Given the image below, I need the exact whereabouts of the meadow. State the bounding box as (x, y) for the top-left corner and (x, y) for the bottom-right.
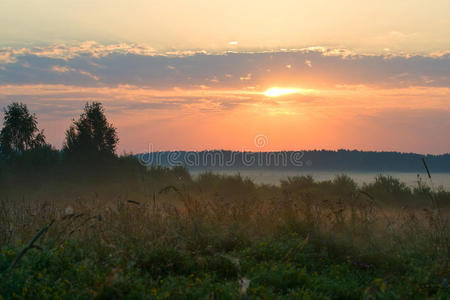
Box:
(0, 157), (449, 299)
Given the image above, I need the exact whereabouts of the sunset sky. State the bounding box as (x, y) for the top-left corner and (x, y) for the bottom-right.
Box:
(0, 1), (449, 154)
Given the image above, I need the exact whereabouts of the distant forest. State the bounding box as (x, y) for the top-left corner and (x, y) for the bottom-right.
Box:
(137, 150), (450, 172)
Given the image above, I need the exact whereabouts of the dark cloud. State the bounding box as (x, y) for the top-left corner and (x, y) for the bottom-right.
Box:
(0, 45), (449, 88)
(0, 44), (448, 154)
(0, 89), (253, 119)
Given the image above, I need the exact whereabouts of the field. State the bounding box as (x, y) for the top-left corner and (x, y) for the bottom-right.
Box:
(0, 160), (449, 299)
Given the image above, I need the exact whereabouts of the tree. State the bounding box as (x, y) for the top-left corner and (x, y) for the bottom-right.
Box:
(63, 102), (118, 158)
(0, 102), (47, 155)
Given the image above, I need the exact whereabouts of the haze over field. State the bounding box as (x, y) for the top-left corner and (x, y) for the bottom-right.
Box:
(1, 2), (450, 299)
(0, 0), (449, 154)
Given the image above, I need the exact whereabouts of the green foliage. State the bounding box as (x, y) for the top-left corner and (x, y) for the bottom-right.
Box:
(0, 102), (47, 155)
(196, 172), (257, 205)
(0, 103), (59, 187)
(15, 145), (59, 168)
(63, 102), (118, 160)
(136, 246), (196, 278)
(332, 174), (358, 199)
(1, 235), (447, 299)
(363, 174), (413, 204)
(145, 165), (192, 191)
(281, 175), (315, 191)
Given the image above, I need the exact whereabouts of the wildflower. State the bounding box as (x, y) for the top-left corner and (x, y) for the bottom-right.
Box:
(373, 278), (383, 284)
(239, 277), (251, 297)
(373, 278), (387, 292)
(65, 206), (74, 216)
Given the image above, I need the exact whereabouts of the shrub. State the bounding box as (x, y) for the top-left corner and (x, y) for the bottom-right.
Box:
(362, 175), (412, 204)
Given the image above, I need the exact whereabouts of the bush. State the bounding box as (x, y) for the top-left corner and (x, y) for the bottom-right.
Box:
(331, 174), (358, 200)
(362, 175), (412, 204)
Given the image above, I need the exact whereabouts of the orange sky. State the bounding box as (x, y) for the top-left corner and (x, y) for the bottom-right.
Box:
(1, 82), (448, 154)
(0, 0), (449, 154)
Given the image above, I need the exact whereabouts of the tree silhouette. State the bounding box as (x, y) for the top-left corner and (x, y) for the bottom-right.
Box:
(0, 102), (47, 155)
(63, 102), (118, 159)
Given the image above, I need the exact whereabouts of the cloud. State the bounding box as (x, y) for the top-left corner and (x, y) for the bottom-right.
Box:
(0, 43), (448, 89)
(78, 70), (99, 81)
(0, 50), (17, 64)
(0, 41), (157, 64)
(51, 65), (98, 80)
(0, 84), (257, 115)
(0, 82), (448, 154)
(0, 42), (449, 153)
(239, 73), (252, 81)
(52, 65), (74, 73)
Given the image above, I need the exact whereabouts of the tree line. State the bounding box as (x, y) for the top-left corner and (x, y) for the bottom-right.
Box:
(0, 102), (138, 187)
(0, 102), (118, 159)
(1, 101), (449, 176)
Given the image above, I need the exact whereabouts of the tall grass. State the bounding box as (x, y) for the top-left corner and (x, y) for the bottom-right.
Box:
(0, 164), (448, 298)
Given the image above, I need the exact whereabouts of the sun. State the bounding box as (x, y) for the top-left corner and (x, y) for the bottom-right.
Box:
(263, 87), (303, 97)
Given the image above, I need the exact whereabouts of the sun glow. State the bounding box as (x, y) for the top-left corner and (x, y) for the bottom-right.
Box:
(264, 87), (303, 97)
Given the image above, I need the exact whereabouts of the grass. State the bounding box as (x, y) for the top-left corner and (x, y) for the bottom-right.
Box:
(0, 165), (449, 299)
